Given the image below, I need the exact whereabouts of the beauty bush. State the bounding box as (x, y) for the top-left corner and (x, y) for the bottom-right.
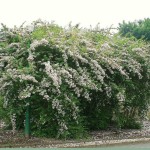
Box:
(0, 20), (150, 138)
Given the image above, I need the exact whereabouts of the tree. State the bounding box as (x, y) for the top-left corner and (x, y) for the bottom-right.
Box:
(119, 18), (150, 41)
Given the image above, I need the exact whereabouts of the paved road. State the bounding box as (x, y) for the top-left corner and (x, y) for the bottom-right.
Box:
(103, 142), (150, 149)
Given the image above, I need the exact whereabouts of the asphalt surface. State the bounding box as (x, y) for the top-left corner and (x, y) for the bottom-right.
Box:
(104, 142), (150, 148)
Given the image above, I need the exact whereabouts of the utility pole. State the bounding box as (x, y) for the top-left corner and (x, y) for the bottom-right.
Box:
(25, 101), (30, 139)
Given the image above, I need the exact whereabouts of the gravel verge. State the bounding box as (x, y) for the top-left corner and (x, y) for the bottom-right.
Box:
(1, 120), (150, 148)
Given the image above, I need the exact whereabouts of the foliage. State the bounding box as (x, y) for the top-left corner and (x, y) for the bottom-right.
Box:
(118, 18), (150, 41)
(0, 20), (150, 138)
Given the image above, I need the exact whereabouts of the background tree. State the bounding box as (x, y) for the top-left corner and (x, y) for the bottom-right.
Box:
(119, 18), (150, 41)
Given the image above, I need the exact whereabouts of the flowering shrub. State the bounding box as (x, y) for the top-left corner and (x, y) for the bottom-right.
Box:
(0, 20), (150, 138)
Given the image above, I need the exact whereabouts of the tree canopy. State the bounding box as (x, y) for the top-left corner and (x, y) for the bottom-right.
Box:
(119, 18), (150, 41)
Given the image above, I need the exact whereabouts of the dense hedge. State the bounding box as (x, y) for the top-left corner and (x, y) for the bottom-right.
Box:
(0, 20), (150, 138)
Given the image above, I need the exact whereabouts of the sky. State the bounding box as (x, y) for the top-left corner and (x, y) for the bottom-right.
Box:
(0, 0), (150, 29)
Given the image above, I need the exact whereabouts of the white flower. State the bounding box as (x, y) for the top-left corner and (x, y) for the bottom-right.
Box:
(43, 61), (62, 87)
(117, 91), (125, 102)
(101, 42), (111, 50)
(27, 51), (34, 61)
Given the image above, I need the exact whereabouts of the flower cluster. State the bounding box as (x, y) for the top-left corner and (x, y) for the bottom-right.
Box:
(29, 39), (49, 51)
